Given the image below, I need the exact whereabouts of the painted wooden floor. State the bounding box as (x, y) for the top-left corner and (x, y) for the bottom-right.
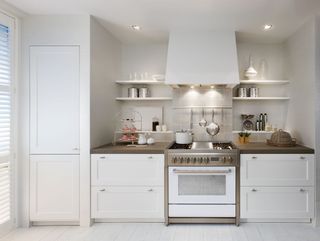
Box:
(1, 223), (320, 241)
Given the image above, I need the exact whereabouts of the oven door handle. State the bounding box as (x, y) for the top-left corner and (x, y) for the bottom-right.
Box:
(172, 169), (232, 174)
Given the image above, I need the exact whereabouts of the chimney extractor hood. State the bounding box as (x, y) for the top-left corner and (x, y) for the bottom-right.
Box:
(165, 30), (239, 87)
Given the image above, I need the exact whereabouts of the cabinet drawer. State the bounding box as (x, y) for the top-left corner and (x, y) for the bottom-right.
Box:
(91, 186), (164, 219)
(30, 155), (79, 221)
(91, 154), (164, 186)
(241, 154), (314, 186)
(241, 187), (314, 219)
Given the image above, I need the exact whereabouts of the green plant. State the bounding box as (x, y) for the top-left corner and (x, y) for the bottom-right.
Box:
(238, 132), (251, 137)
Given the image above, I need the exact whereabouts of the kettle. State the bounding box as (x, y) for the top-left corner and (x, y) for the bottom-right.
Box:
(138, 134), (147, 145)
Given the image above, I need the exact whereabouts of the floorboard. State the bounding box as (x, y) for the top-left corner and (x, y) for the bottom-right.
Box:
(1, 223), (320, 241)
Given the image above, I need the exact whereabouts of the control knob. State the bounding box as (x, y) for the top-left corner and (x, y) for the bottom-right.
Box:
(173, 157), (177, 163)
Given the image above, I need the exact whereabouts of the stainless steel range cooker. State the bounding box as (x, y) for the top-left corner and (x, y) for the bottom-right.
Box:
(165, 142), (240, 226)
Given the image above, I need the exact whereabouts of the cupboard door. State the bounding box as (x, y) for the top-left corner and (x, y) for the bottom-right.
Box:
(241, 154), (314, 186)
(30, 155), (79, 221)
(240, 187), (314, 219)
(91, 186), (164, 220)
(91, 154), (164, 186)
(30, 46), (80, 154)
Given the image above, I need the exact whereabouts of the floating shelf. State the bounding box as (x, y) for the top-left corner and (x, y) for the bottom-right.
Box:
(233, 97), (290, 100)
(115, 131), (173, 134)
(115, 80), (166, 85)
(172, 105), (232, 109)
(116, 97), (172, 101)
(239, 80), (289, 85)
(232, 130), (273, 134)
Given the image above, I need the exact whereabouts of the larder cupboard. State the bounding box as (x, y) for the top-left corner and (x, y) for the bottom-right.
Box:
(29, 46), (80, 222)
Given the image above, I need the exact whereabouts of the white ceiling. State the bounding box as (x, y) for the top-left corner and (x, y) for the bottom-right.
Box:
(5, 0), (320, 43)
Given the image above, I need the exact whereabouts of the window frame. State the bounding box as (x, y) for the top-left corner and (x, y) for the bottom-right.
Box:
(0, 9), (17, 235)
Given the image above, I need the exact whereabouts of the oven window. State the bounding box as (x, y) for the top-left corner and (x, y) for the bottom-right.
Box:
(178, 175), (226, 195)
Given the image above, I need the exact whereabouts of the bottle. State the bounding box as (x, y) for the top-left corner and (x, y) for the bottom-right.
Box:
(152, 117), (159, 131)
(259, 113), (264, 131)
(256, 120), (260, 131)
(263, 113), (268, 131)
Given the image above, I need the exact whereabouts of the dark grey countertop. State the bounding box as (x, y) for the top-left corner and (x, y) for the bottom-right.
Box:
(235, 142), (314, 154)
(91, 142), (172, 154)
(91, 141), (314, 155)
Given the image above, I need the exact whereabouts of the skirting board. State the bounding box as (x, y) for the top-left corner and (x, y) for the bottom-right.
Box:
(240, 218), (311, 223)
(94, 218), (165, 223)
(31, 221), (80, 226)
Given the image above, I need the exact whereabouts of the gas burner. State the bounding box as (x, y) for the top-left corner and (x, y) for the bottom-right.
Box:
(169, 143), (192, 149)
(169, 142), (234, 150)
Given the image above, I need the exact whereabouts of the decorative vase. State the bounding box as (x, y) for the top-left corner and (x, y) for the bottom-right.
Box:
(239, 136), (245, 144)
(244, 55), (258, 80)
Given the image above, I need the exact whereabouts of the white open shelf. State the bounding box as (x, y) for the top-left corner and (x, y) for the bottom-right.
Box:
(239, 80), (289, 85)
(232, 130), (273, 134)
(115, 130), (173, 134)
(233, 97), (290, 100)
(116, 97), (172, 101)
(115, 80), (166, 85)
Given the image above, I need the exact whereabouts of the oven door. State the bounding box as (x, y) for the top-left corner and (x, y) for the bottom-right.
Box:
(169, 166), (236, 204)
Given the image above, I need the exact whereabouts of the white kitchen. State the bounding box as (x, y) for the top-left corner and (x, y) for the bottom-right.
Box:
(0, 0), (320, 240)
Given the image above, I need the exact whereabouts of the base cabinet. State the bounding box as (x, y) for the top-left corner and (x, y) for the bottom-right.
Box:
(91, 186), (164, 219)
(241, 187), (314, 219)
(30, 155), (80, 221)
(91, 154), (164, 221)
(240, 154), (315, 222)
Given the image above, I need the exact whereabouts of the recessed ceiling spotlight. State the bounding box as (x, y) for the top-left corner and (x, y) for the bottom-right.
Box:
(190, 85), (195, 89)
(130, 25), (141, 31)
(263, 24), (273, 31)
(210, 85), (215, 89)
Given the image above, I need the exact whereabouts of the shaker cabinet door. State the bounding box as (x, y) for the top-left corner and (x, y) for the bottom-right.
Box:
(30, 46), (80, 154)
(30, 155), (80, 221)
(91, 186), (164, 220)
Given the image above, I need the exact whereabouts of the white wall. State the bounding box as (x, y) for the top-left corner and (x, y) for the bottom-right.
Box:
(237, 41), (287, 80)
(285, 17), (317, 225)
(284, 19), (316, 148)
(234, 41), (289, 142)
(119, 43), (174, 140)
(90, 17), (121, 148)
(20, 15), (91, 227)
(315, 15), (320, 227)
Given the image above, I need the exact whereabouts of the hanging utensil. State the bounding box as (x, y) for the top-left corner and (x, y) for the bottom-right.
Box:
(206, 109), (220, 136)
(199, 108), (207, 127)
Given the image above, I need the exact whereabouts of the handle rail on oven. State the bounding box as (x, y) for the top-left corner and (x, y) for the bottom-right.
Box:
(172, 169), (232, 174)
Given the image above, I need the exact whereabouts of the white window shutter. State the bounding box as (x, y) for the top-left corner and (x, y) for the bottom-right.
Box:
(0, 22), (11, 225)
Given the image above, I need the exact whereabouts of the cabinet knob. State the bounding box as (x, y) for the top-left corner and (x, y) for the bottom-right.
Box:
(252, 156), (257, 159)
(73, 148), (79, 151)
(299, 188), (305, 192)
(300, 156), (306, 160)
(100, 156), (106, 159)
(148, 156), (153, 159)
(99, 188), (106, 192)
(147, 188), (154, 192)
(251, 188), (257, 192)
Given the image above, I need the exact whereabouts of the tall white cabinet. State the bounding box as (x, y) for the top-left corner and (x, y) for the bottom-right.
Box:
(29, 46), (80, 154)
(29, 46), (80, 222)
